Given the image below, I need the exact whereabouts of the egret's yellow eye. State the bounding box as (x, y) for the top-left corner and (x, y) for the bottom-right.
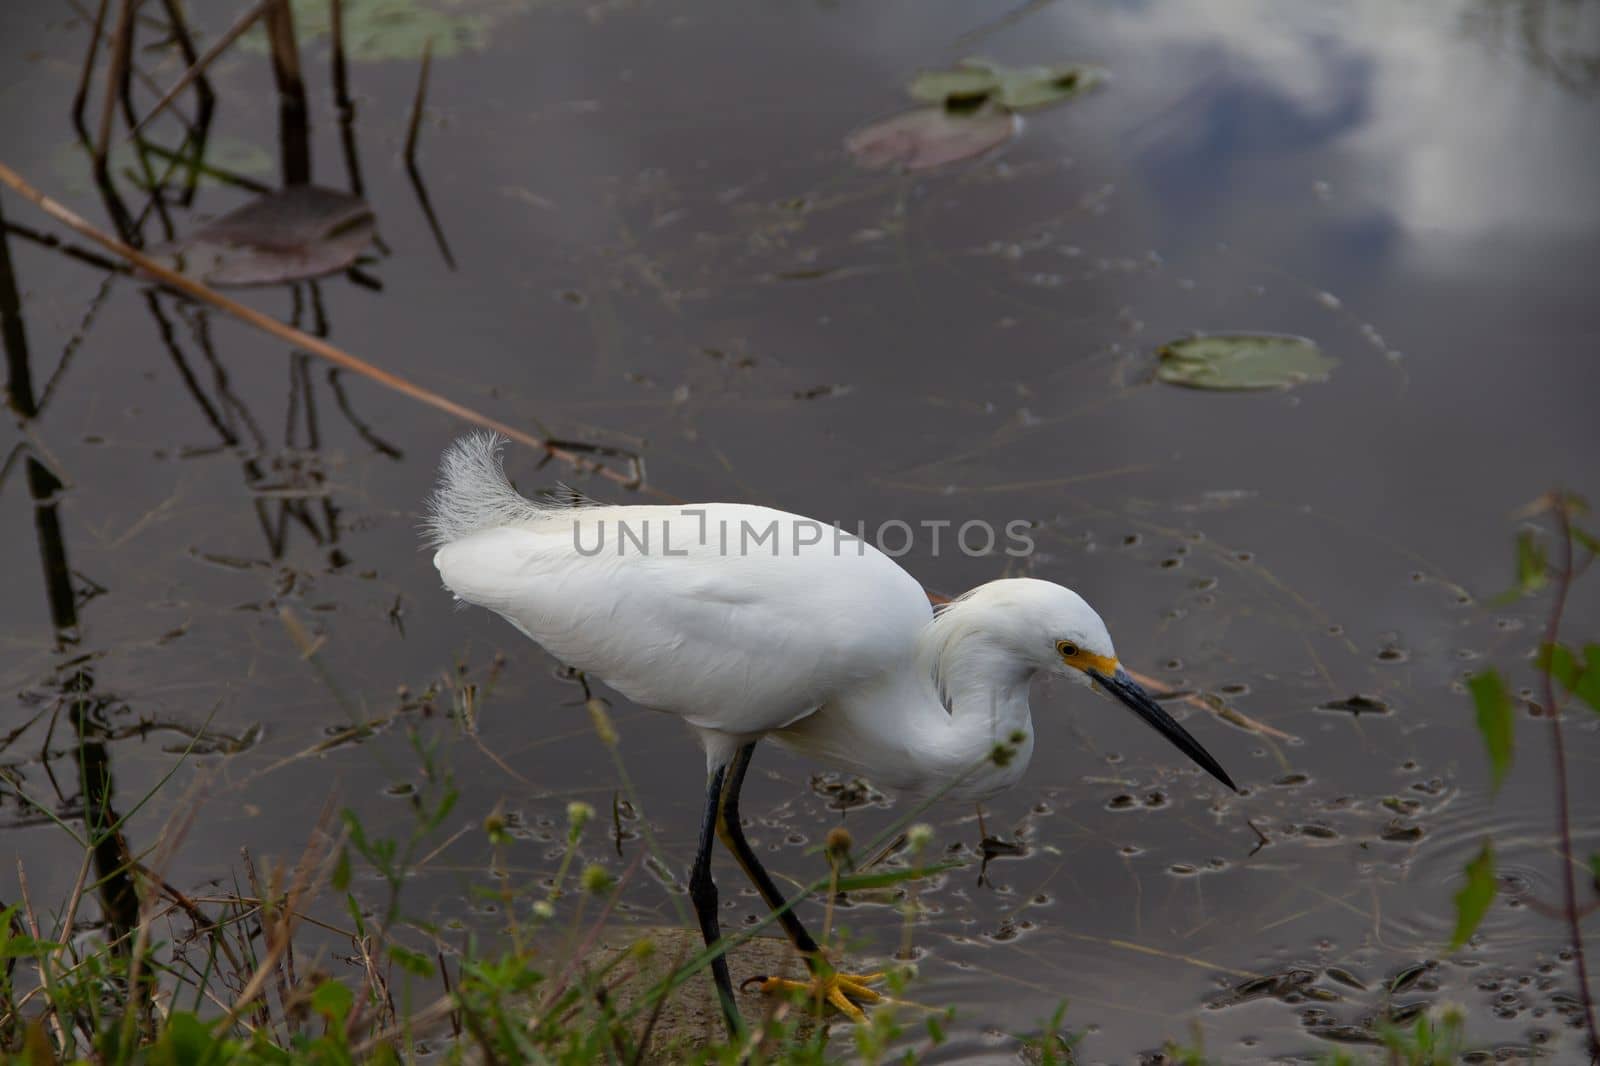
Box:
(1056, 640), (1079, 658)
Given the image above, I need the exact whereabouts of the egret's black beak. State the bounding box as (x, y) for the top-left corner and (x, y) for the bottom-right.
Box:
(1091, 667), (1237, 792)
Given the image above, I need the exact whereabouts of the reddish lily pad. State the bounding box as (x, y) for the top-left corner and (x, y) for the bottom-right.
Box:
(846, 107), (1018, 172)
(151, 185), (375, 287)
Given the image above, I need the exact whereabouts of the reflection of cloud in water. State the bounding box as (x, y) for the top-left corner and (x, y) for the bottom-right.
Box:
(1030, 0), (1600, 270)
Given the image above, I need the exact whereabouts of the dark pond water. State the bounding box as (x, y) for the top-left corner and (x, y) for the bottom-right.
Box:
(2, 0), (1598, 1060)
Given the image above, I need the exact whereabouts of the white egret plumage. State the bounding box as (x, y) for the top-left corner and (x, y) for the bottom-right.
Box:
(425, 432), (1236, 1029)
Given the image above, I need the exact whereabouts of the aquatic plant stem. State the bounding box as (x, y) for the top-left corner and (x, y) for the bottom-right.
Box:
(71, 0), (110, 135)
(128, 0), (273, 141)
(1540, 498), (1599, 1063)
(402, 38), (456, 270)
(404, 38), (434, 171)
(0, 161), (668, 497)
(95, 0), (136, 173)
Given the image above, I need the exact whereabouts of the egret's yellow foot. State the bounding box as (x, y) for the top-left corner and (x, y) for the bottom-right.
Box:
(744, 969), (885, 1022)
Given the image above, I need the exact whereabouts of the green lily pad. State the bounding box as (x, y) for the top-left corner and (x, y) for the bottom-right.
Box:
(1156, 334), (1337, 391)
(909, 59), (1103, 112)
(242, 0), (493, 62)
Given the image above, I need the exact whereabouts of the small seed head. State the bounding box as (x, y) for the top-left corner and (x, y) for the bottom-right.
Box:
(906, 823), (934, 853)
(581, 863), (614, 895)
(586, 698), (618, 746)
(825, 826), (853, 860)
(483, 809), (509, 845)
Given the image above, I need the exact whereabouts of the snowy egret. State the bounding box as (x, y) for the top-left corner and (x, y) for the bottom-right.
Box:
(425, 433), (1236, 1030)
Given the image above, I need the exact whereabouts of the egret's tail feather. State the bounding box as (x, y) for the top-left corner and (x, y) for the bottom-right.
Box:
(424, 432), (548, 547)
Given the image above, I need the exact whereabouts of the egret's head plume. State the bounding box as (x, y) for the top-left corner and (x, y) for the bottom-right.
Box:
(926, 578), (1115, 681)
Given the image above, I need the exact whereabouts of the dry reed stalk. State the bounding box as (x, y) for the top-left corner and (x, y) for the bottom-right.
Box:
(0, 161), (666, 496)
(130, 0), (273, 139)
(155, 0), (215, 115)
(16, 863), (73, 1055)
(403, 38), (433, 169)
(95, 0), (138, 171)
(349, 995), (456, 1056)
(71, 0), (112, 132)
(51, 849), (95, 975)
(330, 0), (350, 110)
(240, 849), (287, 1038)
(401, 37), (455, 268)
(215, 810), (344, 1033)
(263, 0), (310, 185)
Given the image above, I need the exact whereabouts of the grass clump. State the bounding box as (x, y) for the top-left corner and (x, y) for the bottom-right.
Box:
(0, 709), (961, 1065)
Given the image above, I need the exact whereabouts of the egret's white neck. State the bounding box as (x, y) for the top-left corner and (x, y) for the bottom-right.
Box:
(915, 603), (1037, 779)
(776, 597), (1039, 801)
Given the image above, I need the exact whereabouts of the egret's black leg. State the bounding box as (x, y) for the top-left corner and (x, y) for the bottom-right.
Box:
(715, 742), (820, 958)
(717, 742), (885, 1021)
(688, 762), (741, 1035)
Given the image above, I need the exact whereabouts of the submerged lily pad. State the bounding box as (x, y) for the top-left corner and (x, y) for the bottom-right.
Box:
(1156, 334), (1337, 391)
(909, 59), (1103, 112)
(51, 137), (273, 193)
(149, 185), (375, 287)
(846, 107), (1018, 171)
(243, 0), (493, 62)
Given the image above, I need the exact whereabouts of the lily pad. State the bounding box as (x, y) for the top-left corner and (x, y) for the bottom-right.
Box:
(1155, 334), (1337, 391)
(909, 59), (1103, 112)
(846, 107), (1018, 171)
(243, 0), (493, 62)
(149, 185), (375, 287)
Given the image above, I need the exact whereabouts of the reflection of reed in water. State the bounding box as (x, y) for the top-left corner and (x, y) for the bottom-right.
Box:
(142, 279), (402, 564)
(58, 0), (417, 564)
(0, 194), (140, 953)
(2, 0), (650, 504)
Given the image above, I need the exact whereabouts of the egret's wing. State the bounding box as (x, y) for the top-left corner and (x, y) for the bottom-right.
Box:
(433, 504), (932, 734)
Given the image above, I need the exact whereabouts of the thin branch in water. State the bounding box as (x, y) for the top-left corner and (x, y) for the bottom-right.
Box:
(404, 37), (433, 170)
(264, 0), (311, 186)
(16, 862), (74, 1053)
(403, 38), (456, 269)
(66, 0), (195, 131)
(327, 367), (404, 459)
(344, 263), (383, 290)
(144, 289), (236, 447)
(155, 0), (215, 122)
(329, 0), (367, 197)
(94, 0), (138, 174)
(0, 160), (670, 498)
(71, 0), (112, 136)
(1, 221), (125, 273)
(331, 0), (351, 113)
(129, 0), (271, 141)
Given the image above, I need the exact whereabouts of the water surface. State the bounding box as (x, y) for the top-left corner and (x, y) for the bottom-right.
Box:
(2, 0), (1597, 1060)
